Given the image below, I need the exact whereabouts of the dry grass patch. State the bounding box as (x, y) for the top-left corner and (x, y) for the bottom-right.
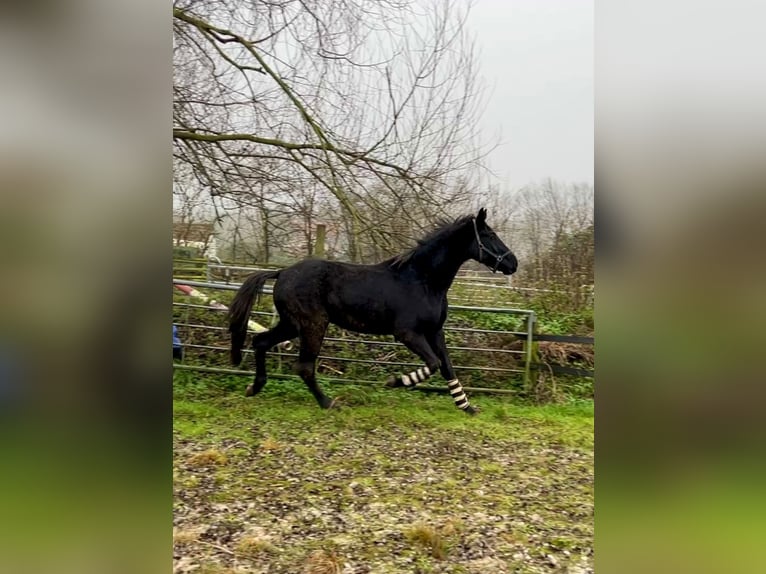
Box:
(539, 341), (594, 367)
(260, 436), (284, 452)
(304, 549), (344, 574)
(173, 526), (202, 545)
(187, 449), (228, 467)
(405, 522), (449, 560)
(196, 564), (237, 574)
(440, 517), (465, 537)
(236, 535), (278, 556)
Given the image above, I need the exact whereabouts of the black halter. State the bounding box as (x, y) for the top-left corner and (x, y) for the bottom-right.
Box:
(472, 217), (513, 273)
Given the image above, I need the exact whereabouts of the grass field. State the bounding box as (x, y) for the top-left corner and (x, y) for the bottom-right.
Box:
(173, 374), (593, 573)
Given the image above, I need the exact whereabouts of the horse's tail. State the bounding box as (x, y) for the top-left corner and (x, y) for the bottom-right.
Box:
(228, 270), (281, 365)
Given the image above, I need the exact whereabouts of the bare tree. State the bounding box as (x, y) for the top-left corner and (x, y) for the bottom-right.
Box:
(173, 0), (490, 262)
(173, 165), (217, 255)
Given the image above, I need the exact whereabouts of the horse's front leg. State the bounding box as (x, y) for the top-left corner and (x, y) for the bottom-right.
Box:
(385, 331), (440, 389)
(428, 329), (478, 415)
(385, 364), (435, 388)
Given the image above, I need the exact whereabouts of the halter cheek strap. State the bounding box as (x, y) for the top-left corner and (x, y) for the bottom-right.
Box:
(472, 217), (513, 273)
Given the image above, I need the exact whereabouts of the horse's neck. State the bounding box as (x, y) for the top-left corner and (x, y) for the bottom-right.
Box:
(410, 246), (467, 292)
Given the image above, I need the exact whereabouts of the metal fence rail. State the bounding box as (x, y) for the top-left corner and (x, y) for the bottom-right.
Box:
(169, 320), (526, 358)
(172, 278), (539, 393)
(174, 259), (594, 307)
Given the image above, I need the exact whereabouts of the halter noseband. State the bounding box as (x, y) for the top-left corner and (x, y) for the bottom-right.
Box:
(472, 217), (513, 273)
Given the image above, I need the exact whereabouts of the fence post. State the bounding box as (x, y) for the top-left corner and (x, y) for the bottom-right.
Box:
(523, 312), (540, 395)
(314, 224), (326, 257)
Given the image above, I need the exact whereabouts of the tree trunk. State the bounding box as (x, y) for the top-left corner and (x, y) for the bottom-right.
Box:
(314, 224), (326, 258)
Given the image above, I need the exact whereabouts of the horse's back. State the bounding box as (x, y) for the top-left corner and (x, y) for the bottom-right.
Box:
(272, 258), (411, 334)
(272, 258), (375, 305)
(272, 258), (331, 299)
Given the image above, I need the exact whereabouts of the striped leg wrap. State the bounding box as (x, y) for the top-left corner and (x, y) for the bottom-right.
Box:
(401, 365), (431, 387)
(446, 378), (470, 410)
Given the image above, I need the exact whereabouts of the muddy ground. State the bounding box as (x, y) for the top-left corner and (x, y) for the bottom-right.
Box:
(173, 380), (593, 573)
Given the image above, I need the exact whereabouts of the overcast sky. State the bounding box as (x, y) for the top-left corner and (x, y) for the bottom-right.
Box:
(468, 0), (593, 189)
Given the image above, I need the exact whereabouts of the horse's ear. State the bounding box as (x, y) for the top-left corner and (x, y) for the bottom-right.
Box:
(477, 207), (487, 224)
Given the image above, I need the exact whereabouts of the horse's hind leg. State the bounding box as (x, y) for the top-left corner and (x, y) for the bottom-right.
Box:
(246, 320), (297, 397)
(295, 321), (337, 409)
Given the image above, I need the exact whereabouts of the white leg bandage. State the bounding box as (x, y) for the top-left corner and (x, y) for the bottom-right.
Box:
(401, 365), (431, 387)
(446, 378), (470, 409)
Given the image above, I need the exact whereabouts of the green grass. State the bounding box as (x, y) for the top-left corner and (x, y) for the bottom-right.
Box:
(173, 373), (592, 448)
(173, 372), (593, 573)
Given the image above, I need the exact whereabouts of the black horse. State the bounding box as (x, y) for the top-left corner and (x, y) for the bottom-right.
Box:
(228, 208), (517, 414)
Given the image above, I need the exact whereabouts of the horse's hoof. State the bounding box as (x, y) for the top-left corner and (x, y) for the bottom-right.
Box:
(322, 397), (343, 410)
(245, 384), (255, 397)
(385, 376), (402, 388)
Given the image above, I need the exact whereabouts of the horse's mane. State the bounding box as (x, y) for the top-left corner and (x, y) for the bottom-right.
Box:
(386, 214), (474, 269)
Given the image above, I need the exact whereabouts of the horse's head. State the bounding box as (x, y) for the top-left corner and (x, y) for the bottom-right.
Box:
(469, 208), (518, 275)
